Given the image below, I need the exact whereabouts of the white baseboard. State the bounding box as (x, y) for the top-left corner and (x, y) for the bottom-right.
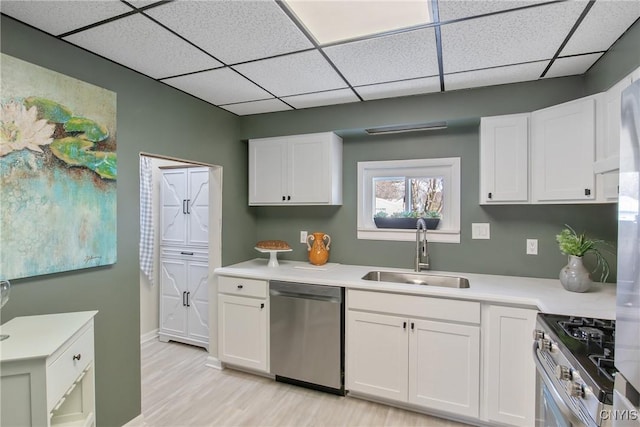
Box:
(206, 356), (223, 370)
(140, 329), (158, 344)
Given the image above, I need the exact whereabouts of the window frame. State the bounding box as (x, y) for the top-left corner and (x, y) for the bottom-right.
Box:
(357, 158), (461, 243)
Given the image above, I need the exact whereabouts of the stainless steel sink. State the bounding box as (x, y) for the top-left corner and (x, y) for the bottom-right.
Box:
(361, 271), (470, 288)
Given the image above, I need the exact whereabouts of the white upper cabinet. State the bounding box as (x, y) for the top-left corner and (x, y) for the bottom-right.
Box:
(161, 167), (209, 247)
(249, 132), (342, 205)
(531, 96), (597, 203)
(480, 114), (529, 204)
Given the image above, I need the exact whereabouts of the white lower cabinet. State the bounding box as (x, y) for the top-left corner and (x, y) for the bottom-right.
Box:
(217, 276), (269, 372)
(409, 319), (480, 417)
(0, 311), (97, 427)
(159, 250), (209, 350)
(481, 305), (538, 427)
(346, 290), (480, 419)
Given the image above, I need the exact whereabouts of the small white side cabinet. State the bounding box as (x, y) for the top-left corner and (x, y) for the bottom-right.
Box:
(346, 290), (480, 419)
(160, 167), (209, 247)
(248, 132), (342, 205)
(0, 311), (98, 427)
(531, 96), (597, 202)
(159, 248), (210, 350)
(480, 113), (530, 204)
(481, 305), (537, 427)
(217, 276), (269, 373)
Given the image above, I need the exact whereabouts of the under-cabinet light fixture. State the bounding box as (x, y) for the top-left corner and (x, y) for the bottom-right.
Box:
(365, 121), (448, 135)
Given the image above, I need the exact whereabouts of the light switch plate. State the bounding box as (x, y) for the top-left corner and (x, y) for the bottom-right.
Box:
(472, 223), (490, 239)
(527, 239), (538, 255)
(300, 230), (308, 243)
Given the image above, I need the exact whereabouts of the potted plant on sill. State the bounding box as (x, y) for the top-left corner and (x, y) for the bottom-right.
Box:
(374, 210), (441, 230)
(555, 224), (612, 293)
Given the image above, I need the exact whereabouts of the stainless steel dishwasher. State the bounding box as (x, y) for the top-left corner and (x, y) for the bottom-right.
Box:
(269, 280), (345, 395)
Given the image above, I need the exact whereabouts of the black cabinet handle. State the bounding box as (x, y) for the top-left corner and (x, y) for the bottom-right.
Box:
(411, 322), (415, 330)
(403, 321), (407, 329)
(488, 192), (492, 199)
(237, 285), (243, 289)
(186, 199), (191, 214)
(585, 188), (591, 196)
(287, 195), (291, 201)
(260, 303), (264, 309)
(73, 354), (82, 361)
(282, 196), (286, 201)
(182, 200), (187, 214)
(186, 292), (191, 307)
(181, 251), (194, 256)
(182, 291), (186, 306)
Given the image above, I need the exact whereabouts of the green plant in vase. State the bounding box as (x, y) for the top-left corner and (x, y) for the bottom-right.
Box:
(555, 225), (612, 292)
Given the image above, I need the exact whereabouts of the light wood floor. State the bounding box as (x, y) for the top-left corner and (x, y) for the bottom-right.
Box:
(126, 339), (472, 427)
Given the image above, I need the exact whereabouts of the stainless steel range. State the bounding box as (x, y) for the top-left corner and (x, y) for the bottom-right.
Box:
(533, 313), (616, 426)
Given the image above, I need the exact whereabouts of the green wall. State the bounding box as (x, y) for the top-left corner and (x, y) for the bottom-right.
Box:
(243, 19), (640, 281)
(0, 16), (256, 426)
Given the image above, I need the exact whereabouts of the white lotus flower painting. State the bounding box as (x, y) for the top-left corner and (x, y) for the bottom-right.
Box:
(0, 54), (117, 279)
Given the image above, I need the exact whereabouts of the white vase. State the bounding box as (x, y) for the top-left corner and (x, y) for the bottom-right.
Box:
(559, 255), (593, 293)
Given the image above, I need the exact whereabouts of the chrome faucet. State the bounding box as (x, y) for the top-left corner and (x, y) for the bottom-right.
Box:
(415, 218), (430, 272)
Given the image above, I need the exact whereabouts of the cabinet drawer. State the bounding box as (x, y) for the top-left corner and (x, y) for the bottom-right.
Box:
(218, 276), (267, 298)
(348, 290), (480, 324)
(161, 247), (208, 262)
(47, 323), (94, 411)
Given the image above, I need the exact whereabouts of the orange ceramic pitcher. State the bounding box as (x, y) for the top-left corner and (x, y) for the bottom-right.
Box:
(307, 232), (331, 266)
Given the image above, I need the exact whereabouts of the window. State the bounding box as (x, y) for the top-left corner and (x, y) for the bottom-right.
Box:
(357, 158), (461, 243)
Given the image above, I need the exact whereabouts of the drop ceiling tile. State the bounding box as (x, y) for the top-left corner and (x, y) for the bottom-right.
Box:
(438, 0), (542, 22)
(544, 53), (603, 79)
(233, 50), (347, 97)
(163, 68), (272, 106)
(0, 1), (133, 36)
(281, 89), (359, 109)
(441, 1), (586, 74)
(356, 77), (441, 101)
(145, 1), (313, 65)
(219, 99), (292, 116)
(561, 1), (640, 56)
(323, 28), (439, 86)
(64, 14), (222, 79)
(445, 62), (547, 91)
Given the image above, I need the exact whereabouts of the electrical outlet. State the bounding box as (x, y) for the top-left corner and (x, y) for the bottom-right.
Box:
(300, 231), (308, 244)
(527, 239), (538, 255)
(472, 223), (490, 239)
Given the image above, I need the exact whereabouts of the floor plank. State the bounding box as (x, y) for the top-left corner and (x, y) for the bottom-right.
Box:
(125, 339), (472, 427)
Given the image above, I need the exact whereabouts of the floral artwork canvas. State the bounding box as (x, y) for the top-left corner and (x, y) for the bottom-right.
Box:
(0, 54), (117, 280)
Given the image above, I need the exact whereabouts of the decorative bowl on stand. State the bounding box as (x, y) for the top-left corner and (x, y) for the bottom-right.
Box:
(254, 247), (292, 267)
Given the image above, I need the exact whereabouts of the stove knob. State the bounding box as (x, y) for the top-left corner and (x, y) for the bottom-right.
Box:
(532, 329), (545, 340)
(569, 382), (584, 398)
(539, 338), (558, 352)
(555, 365), (572, 381)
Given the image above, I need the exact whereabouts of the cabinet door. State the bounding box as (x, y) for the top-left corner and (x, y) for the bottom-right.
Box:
(248, 139), (287, 204)
(186, 261), (209, 344)
(159, 258), (188, 337)
(483, 305), (537, 427)
(531, 97), (596, 202)
(160, 169), (188, 246)
(288, 135), (330, 203)
(409, 319), (480, 417)
(480, 114), (529, 203)
(218, 294), (268, 372)
(187, 168), (209, 246)
(346, 311), (409, 402)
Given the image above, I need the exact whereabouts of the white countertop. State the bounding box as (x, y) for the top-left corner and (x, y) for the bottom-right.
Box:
(0, 311), (97, 362)
(215, 259), (616, 319)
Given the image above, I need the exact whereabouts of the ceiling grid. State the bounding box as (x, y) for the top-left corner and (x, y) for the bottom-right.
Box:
(0, 0), (638, 116)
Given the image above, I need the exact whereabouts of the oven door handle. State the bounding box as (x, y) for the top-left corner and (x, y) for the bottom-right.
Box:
(532, 341), (589, 426)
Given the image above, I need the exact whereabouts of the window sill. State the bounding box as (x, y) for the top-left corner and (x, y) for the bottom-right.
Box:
(357, 228), (461, 243)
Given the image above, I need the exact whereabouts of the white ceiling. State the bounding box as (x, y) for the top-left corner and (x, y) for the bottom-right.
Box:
(1, 0), (639, 116)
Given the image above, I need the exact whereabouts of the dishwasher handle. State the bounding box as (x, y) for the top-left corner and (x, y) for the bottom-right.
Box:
(269, 281), (342, 303)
